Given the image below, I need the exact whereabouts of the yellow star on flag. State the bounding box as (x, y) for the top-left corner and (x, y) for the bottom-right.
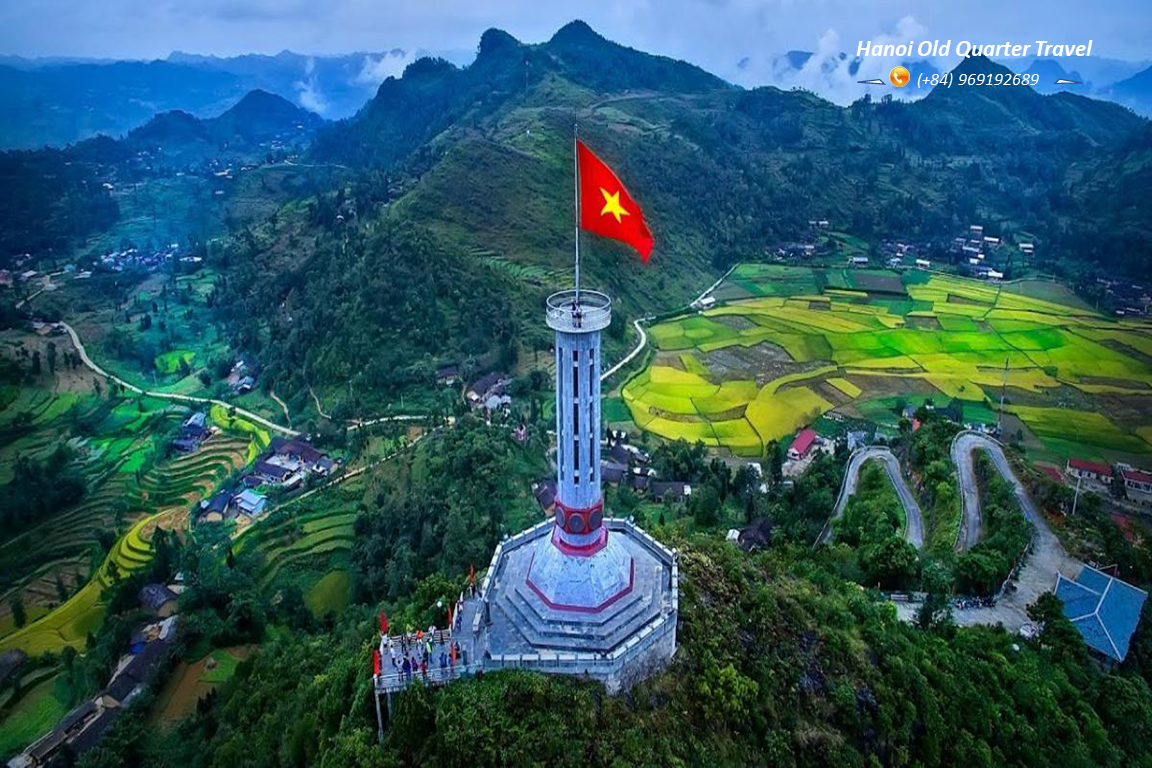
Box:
(599, 187), (630, 223)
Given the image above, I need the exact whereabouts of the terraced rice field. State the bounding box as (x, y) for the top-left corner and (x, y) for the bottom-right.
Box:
(625, 265), (1152, 462)
(0, 407), (254, 655)
(249, 512), (356, 589)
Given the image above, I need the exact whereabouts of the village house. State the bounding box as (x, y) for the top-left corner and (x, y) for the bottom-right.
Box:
(788, 428), (818, 461)
(138, 584), (178, 617)
(467, 372), (510, 406)
(197, 491), (233, 524)
(600, 460), (628, 485)
(234, 489), (268, 518)
(483, 392), (512, 414)
(12, 618), (177, 767)
(1122, 468), (1152, 504)
(1067, 458), (1113, 485)
(531, 479), (557, 513)
(650, 480), (690, 503)
(172, 411), (211, 452)
(435, 364), (461, 386)
(242, 437), (335, 490)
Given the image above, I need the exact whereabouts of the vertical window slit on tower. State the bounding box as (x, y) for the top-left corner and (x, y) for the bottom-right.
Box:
(573, 439), (581, 484)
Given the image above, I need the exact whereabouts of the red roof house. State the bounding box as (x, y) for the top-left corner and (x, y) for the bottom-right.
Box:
(788, 429), (818, 461)
(1067, 458), (1113, 483)
(1122, 468), (1152, 495)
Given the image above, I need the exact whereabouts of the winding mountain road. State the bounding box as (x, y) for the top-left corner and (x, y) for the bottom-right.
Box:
(895, 431), (1084, 629)
(58, 321), (300, 436)
(600, 264), (737, 384)
(601, 317), (651, 382)
(820, 446), (925, 549)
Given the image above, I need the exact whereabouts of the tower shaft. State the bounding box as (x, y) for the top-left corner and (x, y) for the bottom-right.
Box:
(546, 289), (611, 553)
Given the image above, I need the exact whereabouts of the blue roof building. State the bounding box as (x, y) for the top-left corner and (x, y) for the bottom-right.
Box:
(1054, 565), (1147, 662)
(235, 489), (267, 517)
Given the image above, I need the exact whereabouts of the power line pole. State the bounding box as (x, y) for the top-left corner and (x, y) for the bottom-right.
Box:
(998, 356), (1008, 433)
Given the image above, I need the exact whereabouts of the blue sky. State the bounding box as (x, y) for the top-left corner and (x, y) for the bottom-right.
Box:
(0, 0), (1147, 94)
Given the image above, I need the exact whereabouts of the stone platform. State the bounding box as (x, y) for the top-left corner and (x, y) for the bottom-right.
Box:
(475, 518), (678, 693)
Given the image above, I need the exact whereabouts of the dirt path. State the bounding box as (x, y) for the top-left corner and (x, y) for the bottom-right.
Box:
(270, 390), (292, 425)
(308, 384), (331, 419)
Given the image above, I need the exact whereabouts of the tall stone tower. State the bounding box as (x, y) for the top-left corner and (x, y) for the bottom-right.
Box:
(475, 288), (677, 693)
(525, 289), (634, 610)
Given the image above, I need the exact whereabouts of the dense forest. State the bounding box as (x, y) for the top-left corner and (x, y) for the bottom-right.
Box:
(78, 535), (1152, 767)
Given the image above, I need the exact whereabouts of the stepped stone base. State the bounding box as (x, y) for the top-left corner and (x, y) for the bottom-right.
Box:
(477, 519), (678, 693)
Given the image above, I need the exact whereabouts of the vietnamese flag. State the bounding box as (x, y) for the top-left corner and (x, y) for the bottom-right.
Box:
(577, 140), (654, 263)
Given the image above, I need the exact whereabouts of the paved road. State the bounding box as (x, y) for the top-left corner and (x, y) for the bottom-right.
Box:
(601, 317), (651, 382)
(820, 447), (925, 549)
(600, 264), (736, 384)
(59, 321), (300, 436)
(896, 431), (1083, 630)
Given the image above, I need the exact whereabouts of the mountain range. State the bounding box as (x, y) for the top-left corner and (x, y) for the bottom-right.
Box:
(0, 47), (473, 150)
(2, 20), (1149, 410)
(217, 21), (1149, 409)
(0, 89), (321, 260)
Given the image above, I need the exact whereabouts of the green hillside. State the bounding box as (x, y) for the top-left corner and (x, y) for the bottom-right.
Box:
(193, 21), (1149, 412)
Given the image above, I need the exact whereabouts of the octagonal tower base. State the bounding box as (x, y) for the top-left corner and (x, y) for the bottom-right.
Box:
(477, 519), (678, 692)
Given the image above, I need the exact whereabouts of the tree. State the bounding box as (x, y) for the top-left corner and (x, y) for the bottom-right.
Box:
(10, 595), (26, 628)
(916, 559), (954, 632)
(46, 341), (57, 374)
(689, 483), (721, 527)
(1028, 592), (1088, 667)
(861, 536), (919, 590)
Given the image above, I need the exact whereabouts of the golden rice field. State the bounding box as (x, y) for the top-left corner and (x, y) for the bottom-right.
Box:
(622, 265), (1152, 462)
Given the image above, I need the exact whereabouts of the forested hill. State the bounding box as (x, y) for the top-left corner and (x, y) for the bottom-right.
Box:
(304, 20), (1148, 283)
(0, 90), (322, 261)
(199, 21), (1152, 412)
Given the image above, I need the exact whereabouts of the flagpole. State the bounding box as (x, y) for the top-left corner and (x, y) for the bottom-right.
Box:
(573, 122), (581, 306)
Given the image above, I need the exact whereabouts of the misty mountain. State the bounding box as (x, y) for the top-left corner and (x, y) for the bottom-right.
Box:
(166, 49), (413, 119)
(0, 89), (323, 261)
(735, 47), (940, 101)
(0, 48), (474, 151)
(0, 60), (245, 150)
(1110, 65), (1152, 117)
(1022, 58), (1085, 93)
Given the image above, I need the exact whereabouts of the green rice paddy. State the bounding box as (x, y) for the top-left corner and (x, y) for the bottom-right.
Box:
(625, 265), (1152, 462)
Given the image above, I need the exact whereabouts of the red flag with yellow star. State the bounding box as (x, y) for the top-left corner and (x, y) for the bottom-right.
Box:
(577, 140), (654, 262)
